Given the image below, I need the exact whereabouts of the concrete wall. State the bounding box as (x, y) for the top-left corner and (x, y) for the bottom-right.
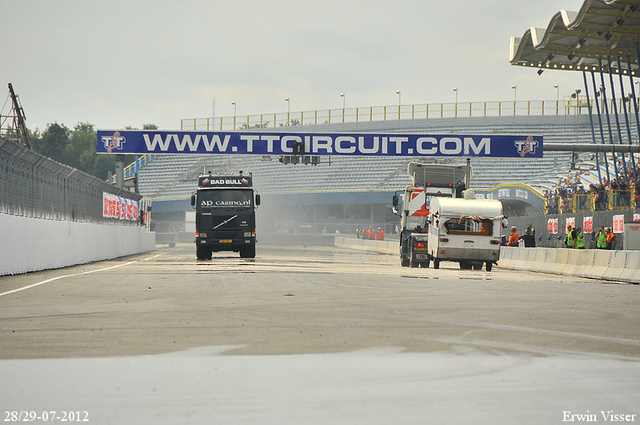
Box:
(333, 236), (639, 284)
(1, 214), (156, 276)
(335, 236), (398, 254)
(499, 246), (640, 284)
(262, 233), (337, 247)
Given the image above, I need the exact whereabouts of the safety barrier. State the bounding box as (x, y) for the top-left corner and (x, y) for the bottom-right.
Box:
(0, 137), (141, 224)
(333, 237), (639, 284)
(334, 236), (397, 254)
(499, 247), (640, 284)
(0, 214), (156, 276)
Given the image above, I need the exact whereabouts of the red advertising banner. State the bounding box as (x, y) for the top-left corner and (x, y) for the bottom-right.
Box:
(583, 216), (593, 233)
(103, 192), (138, 221)
(613, 214), (624, 233)
(547, 218), (558, 234)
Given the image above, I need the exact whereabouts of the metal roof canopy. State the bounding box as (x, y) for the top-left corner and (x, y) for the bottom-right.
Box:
(510, 0), (640, 76)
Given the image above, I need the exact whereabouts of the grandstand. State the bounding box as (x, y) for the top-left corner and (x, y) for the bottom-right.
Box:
(137, 113), (594, 204)
(139, 115), (597, 201)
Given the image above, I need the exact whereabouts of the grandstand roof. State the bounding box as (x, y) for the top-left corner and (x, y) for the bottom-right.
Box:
(510, 0), (640, 76)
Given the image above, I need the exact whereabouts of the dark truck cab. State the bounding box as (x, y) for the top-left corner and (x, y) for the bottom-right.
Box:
(190, 172), (260, 259)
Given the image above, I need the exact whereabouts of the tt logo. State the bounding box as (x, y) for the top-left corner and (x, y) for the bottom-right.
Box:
(514, 136), (539, 157)
(102, 131), (126, 152)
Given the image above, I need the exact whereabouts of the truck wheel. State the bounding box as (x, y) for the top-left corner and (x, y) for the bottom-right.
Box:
(424, 259), (431, 268)
(473, 263), (483, 271)
(240, 246), (256, 258)
(485, 262), (493, 272)
(401, 257), (410, 267)
(434, 259), (440, 269)
(410, 257), (418, 268)
(196, 246), (211, 260)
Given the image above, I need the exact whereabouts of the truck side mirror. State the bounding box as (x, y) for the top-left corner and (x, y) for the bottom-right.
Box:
(392, 195), (398, 207)
(190, 194), (195, 206)
(255, 194), (261, 206)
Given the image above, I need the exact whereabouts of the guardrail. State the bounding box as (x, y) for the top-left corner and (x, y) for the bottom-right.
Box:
(545, 190), (637, 214)
(180, 95), (628, 131)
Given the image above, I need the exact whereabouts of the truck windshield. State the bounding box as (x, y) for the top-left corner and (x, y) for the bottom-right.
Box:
(198, 189), (253, 209)
(444, 216), (492, 236)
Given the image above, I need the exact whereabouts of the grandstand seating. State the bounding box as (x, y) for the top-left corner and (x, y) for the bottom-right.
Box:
(137, 114), (611, 201)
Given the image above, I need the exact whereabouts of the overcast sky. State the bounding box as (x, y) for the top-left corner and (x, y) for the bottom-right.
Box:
(1, 0), (588, 132)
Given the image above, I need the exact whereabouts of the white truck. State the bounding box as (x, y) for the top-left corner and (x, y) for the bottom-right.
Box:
(427, 197), (503, 271)
(392, 162), (469, 268)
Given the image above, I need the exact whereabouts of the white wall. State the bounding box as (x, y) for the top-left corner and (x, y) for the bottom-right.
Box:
(0, 214), (156, 276)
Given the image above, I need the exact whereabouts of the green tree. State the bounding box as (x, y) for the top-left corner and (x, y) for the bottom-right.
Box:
(29, 121), (158, 181)
(32, 123), (69, 163)
(66, 122), (96, 173)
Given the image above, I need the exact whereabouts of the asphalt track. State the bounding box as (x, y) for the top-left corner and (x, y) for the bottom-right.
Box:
(1, 244), (639, 424)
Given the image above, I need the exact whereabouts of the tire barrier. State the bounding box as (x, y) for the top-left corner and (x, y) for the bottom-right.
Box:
(499, 247), (640, 284)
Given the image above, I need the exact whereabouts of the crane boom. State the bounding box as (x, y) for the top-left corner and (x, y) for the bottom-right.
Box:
(7, 83), (31, 149)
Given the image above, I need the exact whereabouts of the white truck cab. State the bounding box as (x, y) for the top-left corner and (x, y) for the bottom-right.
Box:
(427, 197), (503, 271)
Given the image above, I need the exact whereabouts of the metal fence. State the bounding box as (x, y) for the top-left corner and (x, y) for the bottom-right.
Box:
(0, 137), (141, 224)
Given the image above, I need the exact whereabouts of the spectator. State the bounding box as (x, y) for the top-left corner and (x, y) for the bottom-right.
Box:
(564, 225), (576, 249)
(606, 227), (616, 250)
(522, 224), (536, 247)
(596, 226), (607, 249)
(507, 226), (520, 247)
(575, 227), (585, 249)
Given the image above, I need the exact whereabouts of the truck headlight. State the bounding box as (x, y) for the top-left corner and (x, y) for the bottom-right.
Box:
(244, 232), (253, 237)
(199, 232), (207, 238)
